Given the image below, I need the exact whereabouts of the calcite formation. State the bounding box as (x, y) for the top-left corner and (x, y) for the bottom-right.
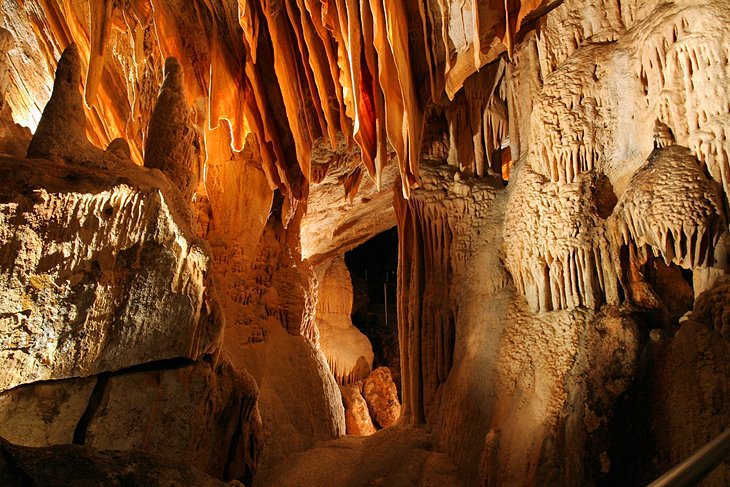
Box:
(315, 255), (374, 384)
(338, 367), (402, 436)
(339, 381), (376, 436)
(612, 146), (724, 272)
(25, 44), (102, 164)
(144, 57), (199, 203)
(0, 376), (96, 446)
(0, 39), (260, 485)
(652, 275), (730, 487)
(362, 366), (401, 429)
(0, 0), (729, 486)
(301, 135), (399, 263)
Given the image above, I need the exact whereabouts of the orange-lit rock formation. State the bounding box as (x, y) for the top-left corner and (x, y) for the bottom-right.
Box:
(1, 0), (729, 486)
(315, 255), (374, 384)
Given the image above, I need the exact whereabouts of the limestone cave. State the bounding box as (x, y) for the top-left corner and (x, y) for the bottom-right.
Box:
(0, 0), (728, 485)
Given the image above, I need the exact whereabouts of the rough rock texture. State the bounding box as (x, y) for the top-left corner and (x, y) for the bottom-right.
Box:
(0, 45), (260, 485)
(0, 376), (96, 446)
(362, 366), (401, 429)
(84, 360), (259, 482)
(612, 145), (724, 276)
(25, 44), (103, 164)
(393, 1), (730, 485)
(144, 57), (199, 203)
(653, 276), (730, 486)
(315, 255), (374, 384)
(0, 26), (30, 158)
(0, 158), (222, 391)
(265, 426), (465, 487)
(2, 0), (730, 486)
(0, 359), (259, 482)
(0, 438), (243, 487)
(396, 162), (644, 485)
(207, 160), (345, 484)
(226, 320), (345, 486)
(301, 136), (399, 263)
(504, 166), (615, 312)
(339, 381), (376, 436)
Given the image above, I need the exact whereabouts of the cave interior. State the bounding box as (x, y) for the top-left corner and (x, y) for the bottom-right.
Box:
(0, 0), (729, 486)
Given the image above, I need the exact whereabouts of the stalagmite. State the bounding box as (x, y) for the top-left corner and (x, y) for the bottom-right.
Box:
(144, 57), (197, 203)
(25, 44), (103, 164)
(314, 256), (374, 384)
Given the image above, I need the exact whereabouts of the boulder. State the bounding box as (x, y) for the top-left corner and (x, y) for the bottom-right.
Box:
(0, 158), (223, 391)
(85, 360), (259, 481)
(0, 438), (243, 487)
(0, 376), (96, 446)
(340, 381), (376, 436)
(363, 367), (401, 428)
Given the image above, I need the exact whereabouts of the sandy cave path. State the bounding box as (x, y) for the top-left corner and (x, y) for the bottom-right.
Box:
(261, 425), (466, 487)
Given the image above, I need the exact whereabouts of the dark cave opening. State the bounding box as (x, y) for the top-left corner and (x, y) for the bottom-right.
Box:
(637, 253), (695, 328)
(623, 244), (695, 328)
(344, 227), (401, 396)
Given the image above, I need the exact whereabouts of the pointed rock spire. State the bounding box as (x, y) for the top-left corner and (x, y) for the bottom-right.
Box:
(26, 44), (101, 163)
(144, 57), (198, 202)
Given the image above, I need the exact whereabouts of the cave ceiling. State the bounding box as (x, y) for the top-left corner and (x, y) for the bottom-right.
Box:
(0, 0), (556, 204)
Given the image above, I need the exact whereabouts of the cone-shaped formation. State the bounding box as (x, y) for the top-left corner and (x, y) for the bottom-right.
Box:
(26, 44), (101, 163)
(315, 256), (374, 384)
(101, 137), (135, 168)
(106, 137), (131, 160)
(145, 57), (197, 202)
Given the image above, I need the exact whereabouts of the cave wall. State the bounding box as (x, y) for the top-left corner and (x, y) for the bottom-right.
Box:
(395, 0), (730, 485)
(0, 39), (264, 484)
(0, 0), (728, 485)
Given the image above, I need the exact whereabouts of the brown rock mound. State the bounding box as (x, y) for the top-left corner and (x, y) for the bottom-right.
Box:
(362, 367), (401, 429)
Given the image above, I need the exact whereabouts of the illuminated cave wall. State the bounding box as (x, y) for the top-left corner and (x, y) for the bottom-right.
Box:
(0, 0), (728, 486)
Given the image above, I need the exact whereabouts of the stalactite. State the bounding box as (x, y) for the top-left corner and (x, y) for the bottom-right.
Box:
(395, 164), (485, 424)
(84, 0), (114, 108)
(446, 60), (510, 178)
(633, 5), (730, 208)
(612, 146), (724, 270)
(4, 0), (554, 201)
(504, 166), (618, 313)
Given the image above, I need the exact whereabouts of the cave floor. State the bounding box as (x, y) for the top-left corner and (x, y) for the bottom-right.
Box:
(261, 425), (465, 487)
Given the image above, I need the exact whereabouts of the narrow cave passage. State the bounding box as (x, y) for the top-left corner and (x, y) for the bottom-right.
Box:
(344, 227), (401, 398)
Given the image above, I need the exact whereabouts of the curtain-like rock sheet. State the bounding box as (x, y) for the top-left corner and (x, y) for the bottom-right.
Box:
(1, 0), (553, 198)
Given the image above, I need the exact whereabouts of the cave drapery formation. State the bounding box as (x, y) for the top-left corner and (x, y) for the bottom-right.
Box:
(0, 0), (729, 485)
